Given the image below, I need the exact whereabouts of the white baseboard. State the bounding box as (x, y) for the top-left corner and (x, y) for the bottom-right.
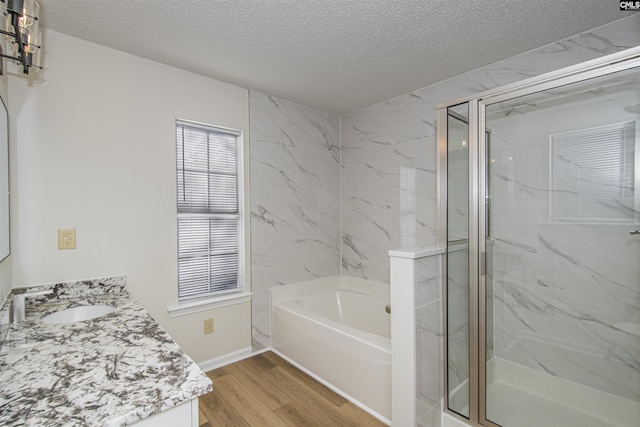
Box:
(197, 346), (256, 372)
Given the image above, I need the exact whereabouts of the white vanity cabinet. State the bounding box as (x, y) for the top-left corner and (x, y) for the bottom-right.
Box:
(129, 399), (198, 427)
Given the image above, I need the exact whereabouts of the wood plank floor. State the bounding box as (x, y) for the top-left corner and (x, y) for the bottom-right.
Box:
(198, 351), (388, 427)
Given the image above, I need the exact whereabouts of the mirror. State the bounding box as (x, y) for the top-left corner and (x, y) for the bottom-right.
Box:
(0, 96), (9, 262)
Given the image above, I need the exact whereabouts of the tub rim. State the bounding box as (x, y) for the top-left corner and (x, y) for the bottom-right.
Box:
(274, 290), (391, 352)
(272, 274), (390, 305)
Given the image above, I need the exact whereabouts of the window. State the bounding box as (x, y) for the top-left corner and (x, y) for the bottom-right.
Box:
(550, 121), (636, 222)
(176, 120), (243, 300)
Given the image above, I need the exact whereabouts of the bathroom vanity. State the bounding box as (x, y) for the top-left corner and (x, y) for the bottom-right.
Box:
(0, 276), (212, 427)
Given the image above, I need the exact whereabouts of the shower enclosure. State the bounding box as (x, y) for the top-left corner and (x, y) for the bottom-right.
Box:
(438, 47), (640, 427)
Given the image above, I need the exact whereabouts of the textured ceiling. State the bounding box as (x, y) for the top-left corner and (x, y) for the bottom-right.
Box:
(36, 0), (630, 115)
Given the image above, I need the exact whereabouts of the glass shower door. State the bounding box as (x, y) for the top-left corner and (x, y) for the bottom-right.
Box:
(483, 66), (640, 427)
(446, 103), (470, 418)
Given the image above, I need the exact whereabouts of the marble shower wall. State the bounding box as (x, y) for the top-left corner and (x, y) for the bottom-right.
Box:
(250, 91), (340, 349)
(341, 94), (438, 282)
(340, 14), (640, 284)
(487, 81), (640, 401)
(248, 15), (640, 350)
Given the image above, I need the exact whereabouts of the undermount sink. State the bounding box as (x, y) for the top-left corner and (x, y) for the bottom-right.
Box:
(42, 304), (116, 324)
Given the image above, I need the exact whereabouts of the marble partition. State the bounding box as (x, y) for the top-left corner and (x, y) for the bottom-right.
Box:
(249, 91), (340, 349)
(340, 14), (640, 284)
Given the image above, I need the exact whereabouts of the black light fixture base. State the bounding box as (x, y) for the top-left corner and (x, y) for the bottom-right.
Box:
(0, 0), (39, 75)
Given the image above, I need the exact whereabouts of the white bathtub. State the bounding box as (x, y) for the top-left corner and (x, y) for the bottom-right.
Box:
(271, 275), (391, 424)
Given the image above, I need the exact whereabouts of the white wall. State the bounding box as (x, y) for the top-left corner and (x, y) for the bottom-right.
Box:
(8, 29), (251, 363)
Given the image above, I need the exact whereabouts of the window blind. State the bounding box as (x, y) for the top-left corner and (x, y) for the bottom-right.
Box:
(550, 121), (635, 222)
(176, 121), (241, 300)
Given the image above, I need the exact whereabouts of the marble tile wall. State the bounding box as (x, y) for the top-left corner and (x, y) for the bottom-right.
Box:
(487, 82), (640, 400)
(336, 14), (640, 418)
(341, 94), (437, 282)
(249, 91), (340, 349)
(249, 15), (640, 362)
(340, 14), (640, 284)
(491, 224), (640, 401)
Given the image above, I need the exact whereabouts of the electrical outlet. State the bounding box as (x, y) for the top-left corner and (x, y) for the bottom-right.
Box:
(204, 318), (214, 335)
(58, 228), (76, 250)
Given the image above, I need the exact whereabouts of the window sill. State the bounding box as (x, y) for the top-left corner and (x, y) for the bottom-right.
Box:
(167, 292), (252, 318)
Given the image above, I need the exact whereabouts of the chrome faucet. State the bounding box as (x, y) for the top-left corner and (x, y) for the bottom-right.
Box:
(11, 289), (54, 324)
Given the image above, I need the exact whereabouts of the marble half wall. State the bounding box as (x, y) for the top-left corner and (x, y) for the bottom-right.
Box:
(249, 91), (341, 349)
(340, 14), (640, 284)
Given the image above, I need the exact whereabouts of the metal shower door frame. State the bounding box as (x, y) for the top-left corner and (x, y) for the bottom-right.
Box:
(438, 46), (640, 427)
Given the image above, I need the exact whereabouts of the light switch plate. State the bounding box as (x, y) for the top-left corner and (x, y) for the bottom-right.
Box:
(58, 228), (76, 250)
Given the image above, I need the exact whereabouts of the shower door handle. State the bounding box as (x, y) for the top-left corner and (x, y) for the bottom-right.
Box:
(631, 230), (640, 235)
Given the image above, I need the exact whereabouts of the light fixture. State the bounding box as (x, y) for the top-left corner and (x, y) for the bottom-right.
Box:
(0, 0), (41, 75)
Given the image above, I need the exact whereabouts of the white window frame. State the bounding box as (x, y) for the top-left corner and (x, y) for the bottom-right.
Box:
(168, 119), (250, 316)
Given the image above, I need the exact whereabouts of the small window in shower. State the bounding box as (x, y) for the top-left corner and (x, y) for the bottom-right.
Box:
(550, 121), (636, 222)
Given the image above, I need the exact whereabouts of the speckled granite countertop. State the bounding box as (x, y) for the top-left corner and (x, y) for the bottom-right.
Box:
(0, 276), (212, 427)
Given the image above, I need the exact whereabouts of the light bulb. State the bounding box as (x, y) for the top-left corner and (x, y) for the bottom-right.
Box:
(19, 0), (38, 28)
(6, 0), (39, 28)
